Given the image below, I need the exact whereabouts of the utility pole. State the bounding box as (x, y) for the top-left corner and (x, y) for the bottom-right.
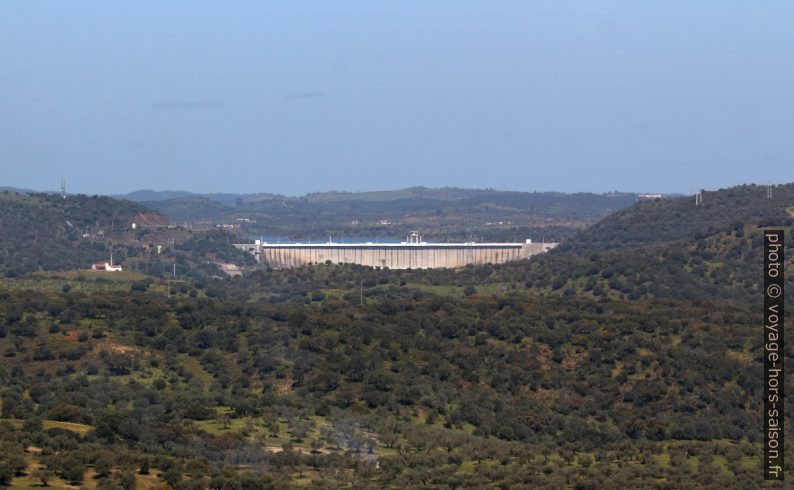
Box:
(167, 263), (176, 296)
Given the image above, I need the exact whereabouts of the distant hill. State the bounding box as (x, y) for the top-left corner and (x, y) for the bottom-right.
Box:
(302, 186), (519, 203)
(139, 188), (641, 243)
(142, 196), (237, 224)
(564, 183), (794, 251)
(118, 189), (197, 202)
(2, 185), (650, 258)
(0, 192), (158, 277)
(0, 186), (39, 194)
(123, 186), (640, 206)
(119, 189), (279, 204)
(0, 192), (253, 278)
(508, 182), (794, 305)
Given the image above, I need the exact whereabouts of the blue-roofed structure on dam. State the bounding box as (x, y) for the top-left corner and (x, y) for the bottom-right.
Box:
(234, 232), (557, 269)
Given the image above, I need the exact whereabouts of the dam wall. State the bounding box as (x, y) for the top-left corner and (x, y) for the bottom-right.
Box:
(234, 241), (557, 270)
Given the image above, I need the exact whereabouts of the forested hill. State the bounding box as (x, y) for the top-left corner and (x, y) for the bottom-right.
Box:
(0, 192), (252, 278)
(0, 192), (156, 276)
(1, 191), (157, 232)
(137, 188), (639, 243)
(563, 183), (794, 251)
(503, 182), (794, 305)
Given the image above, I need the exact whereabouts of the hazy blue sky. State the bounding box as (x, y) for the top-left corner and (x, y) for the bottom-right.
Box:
(2, 1), (793, 195)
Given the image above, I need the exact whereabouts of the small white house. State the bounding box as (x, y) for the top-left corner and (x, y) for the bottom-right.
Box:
(91, 261), (123, 272)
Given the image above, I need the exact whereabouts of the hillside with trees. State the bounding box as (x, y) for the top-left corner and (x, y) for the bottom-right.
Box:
(0, 192), (153, 277)
(526, 183), (794, 306)
(0, 182), (790, 488)
(0, 272), (774, 488)
(564, 183), (794, 250)
(0, 192), (253, 279)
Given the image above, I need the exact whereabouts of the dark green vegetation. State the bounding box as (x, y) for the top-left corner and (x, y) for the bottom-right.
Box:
(521, 183), (794, 306)
(0, 192), (152, 278)
(0, 183), (791, 488)
(0, 274), (775, 488)
(131, 187), (638, 243)
(0, 192), (253, 279)
(568, 183), (794, 250)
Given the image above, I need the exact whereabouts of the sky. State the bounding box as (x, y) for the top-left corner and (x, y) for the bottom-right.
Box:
(2, 1), (793, 196)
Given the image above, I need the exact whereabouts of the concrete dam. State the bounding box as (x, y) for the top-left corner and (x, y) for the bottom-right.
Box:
(235, 233), (557, 270)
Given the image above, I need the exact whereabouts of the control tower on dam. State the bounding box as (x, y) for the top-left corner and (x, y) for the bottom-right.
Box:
(235, 232), (557, 270)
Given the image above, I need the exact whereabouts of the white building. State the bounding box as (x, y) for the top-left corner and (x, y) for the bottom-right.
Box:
(91, 261), (123, 272)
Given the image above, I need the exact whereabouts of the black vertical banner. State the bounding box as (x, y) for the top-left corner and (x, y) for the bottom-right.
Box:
(764, 230), (784, 480)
